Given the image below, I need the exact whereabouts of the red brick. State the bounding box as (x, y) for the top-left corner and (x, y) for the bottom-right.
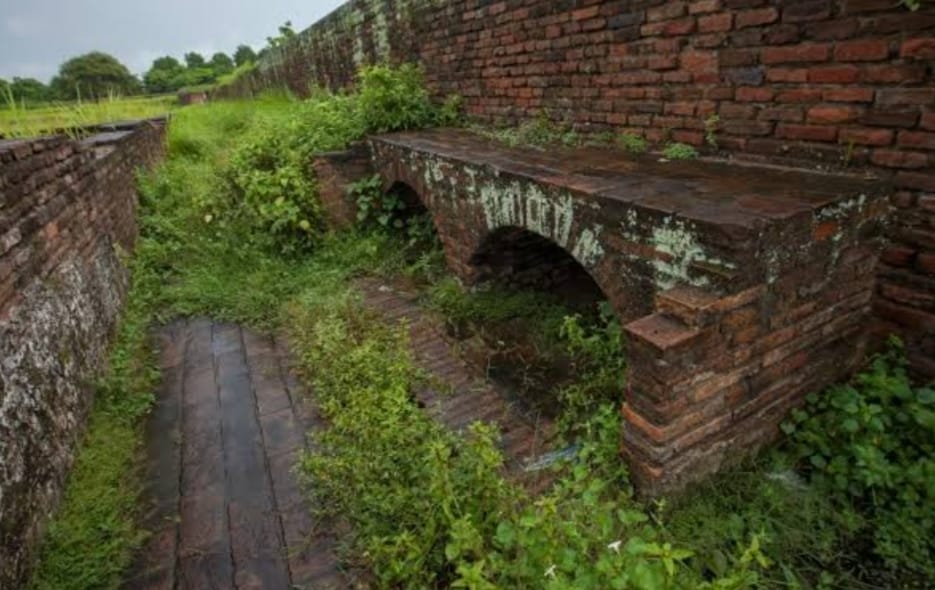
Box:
(766, 24), (800, 45)
(922, 111), (935, 132)
(861, 64), (927, 85)
(917, 254), (935, 276)
(719, 48), (758, 67)
(897, 131), (935, 151)
(782, 0), (832, 23)
(808, 105), (862, 124)
(766, 70), (804, 85)
(689, 0), (721, 14)
(735, 7), (779, 29)
(835, 39), (890, 62)
(736, 87), (774, 102)
(681, 50), (718, 72)
(807, 65), (859, 84)
(698, 12), (732, 32)
(881, 245), (916, 267)
(664, 18), (697, 35)
(762, 43), (830, 64)
(860, 109), (920, 129)
(776, 88), (823, 103)
(895, 172), (935, 192)
(870, 149), (929, 169)
(572, 6), (600, 20)
(901, 38), (935, 60)
(776, 124), (838, 142)
(758, 107), (804, 122)
(647, 2), (687, 22)
(840, 127), (894, 146)
(876, 89), (935, 106)
(822, 88), (874, 103)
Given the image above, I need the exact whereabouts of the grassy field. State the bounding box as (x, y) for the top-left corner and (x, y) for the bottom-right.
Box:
(0, 94), (176, 139)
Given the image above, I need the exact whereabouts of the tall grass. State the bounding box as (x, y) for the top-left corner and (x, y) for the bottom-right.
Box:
(0, 92), (176, 139)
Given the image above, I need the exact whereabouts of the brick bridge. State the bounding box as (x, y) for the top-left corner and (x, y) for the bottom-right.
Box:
(316, 129), (887, 493)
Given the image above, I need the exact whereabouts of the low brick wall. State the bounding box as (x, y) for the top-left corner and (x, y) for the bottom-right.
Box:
(0, 119), (166, 588)
(221, 0), (935, 380)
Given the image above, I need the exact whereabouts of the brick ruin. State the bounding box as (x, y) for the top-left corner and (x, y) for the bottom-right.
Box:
(0, 120), (166, 588)
(316, 129), (888, 493)
(220, 0), (935, 379)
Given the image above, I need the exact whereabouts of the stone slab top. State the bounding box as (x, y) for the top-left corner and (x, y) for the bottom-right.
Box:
(372, 128), (889, 229)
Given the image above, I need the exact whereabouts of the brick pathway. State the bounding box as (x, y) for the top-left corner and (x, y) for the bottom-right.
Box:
(358, 278), (557, 492)
(123, 318), (346, 590)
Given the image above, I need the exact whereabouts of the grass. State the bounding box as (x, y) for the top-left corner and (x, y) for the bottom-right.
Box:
(0, 93), (176, 139)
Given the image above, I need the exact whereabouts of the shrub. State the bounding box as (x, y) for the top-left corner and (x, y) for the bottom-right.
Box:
(618, 133), (648, 154)
(662, 142), (698, 160)
(358, 63), (440, 134)
(782, 338), (935, 580)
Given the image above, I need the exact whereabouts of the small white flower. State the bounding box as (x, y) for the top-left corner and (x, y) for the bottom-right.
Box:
(544, 565), (557, 579)
(607, 540), (622, 553)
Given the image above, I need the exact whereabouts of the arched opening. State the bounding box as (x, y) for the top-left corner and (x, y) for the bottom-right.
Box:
(470, 227), (607, 315)
(443, 227), (624, 425)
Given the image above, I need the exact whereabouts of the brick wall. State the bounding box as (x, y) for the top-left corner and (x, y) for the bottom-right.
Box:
(222, 0), (935, 379)
(0, 120), (166, 588)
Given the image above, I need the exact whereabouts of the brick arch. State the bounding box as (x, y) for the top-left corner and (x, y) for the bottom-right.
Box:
(466, 223), (622, 314)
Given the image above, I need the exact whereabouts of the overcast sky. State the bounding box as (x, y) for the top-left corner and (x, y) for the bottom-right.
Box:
(0, 0), (345, 82)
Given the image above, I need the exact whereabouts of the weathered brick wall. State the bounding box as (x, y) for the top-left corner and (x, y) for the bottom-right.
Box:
(223, 0), (935, 378)
(0, 120), (166, 588)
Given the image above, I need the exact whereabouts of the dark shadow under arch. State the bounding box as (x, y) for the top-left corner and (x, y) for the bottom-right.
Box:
(469, 226), (608, 315)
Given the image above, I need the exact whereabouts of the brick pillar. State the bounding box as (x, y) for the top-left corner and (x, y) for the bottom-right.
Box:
(310, 142), (373, 229)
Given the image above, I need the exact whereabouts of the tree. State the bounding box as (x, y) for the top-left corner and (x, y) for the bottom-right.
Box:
(209, 52), (234, 75)
(184, 52), (206, 69)
(233, 45), (257, 66)
(143, 56), (185, 94)
(51, 52), (139, 100)
(0, 78), (9, 99)
(266, 21), (296, 49)
(9, 77), (51, 103)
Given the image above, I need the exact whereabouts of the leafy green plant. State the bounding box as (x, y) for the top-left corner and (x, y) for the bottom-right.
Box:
(618, 133), (648, 154)
(557, 302), (626, 432)
(704, 115), (720, 149)
(782, 338), (935, 580)
(357, 63), (440, 134)
(351, 174), (437, 248)
(481, 113), (582, 150)
(662, 142), (699, 160)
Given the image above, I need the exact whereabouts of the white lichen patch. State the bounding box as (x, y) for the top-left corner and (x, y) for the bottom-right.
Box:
(573, 226), (605, 267)
(620, 212), (735, 290)
(816, 193), (867, 221)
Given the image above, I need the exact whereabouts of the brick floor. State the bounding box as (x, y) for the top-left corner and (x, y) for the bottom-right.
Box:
(358, 278), (557, 492)
(123, 319), (346, 590)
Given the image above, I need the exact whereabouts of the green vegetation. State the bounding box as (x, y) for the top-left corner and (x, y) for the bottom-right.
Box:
(619, 132), (648, 154)
(29, 63), (933, 589)
(0, 93), (175, 138)
(478, 113), (581, 149)
(50, 52), (141, 100)
(662, 142), (699, 160)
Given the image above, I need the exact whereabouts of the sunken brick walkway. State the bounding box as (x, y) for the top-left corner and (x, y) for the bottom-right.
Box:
(358, 278), (556, 492)
(123, 318), (346, 590)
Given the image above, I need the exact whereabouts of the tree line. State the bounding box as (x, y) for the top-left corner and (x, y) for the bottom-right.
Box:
(0, 21), (299, 105)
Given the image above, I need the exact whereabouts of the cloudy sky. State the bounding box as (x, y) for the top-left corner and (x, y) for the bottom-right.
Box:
(0, 0), (345, 82)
